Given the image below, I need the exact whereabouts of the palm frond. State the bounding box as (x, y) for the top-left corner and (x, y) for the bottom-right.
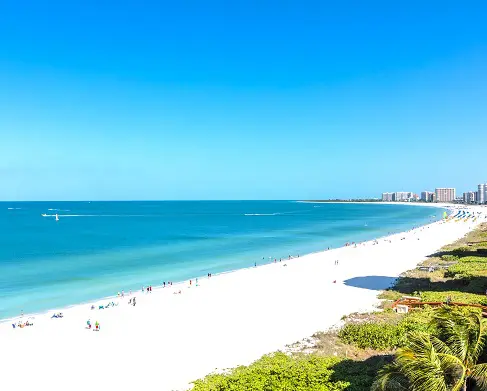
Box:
(468, 311), (487, 366)
(372, 362), (409, 391)
(395, 332), (450, 391)
(471, 363), (487, 389)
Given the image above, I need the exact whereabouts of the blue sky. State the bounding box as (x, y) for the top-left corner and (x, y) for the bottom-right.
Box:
(0, 1), (486, 200)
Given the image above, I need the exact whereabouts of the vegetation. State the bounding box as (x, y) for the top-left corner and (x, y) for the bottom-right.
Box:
(191, 352), (350, 391)
(192, 224), (487, 390)
(373, 307), (487, 391)
(338, 310), (434, 350)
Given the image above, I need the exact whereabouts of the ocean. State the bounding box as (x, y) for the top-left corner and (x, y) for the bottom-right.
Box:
(0, 201), (442, 319)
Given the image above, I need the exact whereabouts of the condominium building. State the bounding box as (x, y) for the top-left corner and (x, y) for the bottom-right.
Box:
(393, 192), (412, 202)
(421, 191), (434, 202)
(463, 191), (477, 204)
(435, 188), (456, 202)
(479, 184), (487, 204)
(382, 192), (394, 202)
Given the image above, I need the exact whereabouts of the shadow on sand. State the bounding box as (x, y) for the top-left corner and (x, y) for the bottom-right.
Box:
(343, 276), (398, 291)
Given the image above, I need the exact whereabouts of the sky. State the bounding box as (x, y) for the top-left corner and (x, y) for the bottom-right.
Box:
(0, 1), (486, 200)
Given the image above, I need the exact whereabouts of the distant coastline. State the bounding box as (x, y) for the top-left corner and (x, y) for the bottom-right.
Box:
(303, 199), (454, 205)
(303, 199), (382, 203)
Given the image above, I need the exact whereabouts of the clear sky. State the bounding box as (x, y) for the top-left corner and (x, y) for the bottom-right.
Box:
(0, 1), (486, 200)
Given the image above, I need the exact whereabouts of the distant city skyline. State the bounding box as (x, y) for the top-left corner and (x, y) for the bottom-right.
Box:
(382, 182), (487, 204)
(0, 2), (486, 201)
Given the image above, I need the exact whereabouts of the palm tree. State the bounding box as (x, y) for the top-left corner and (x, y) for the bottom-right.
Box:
(372, 307), (487, 391)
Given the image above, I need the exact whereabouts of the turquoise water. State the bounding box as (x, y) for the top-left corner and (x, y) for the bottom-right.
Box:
(0, 201), (441, 319)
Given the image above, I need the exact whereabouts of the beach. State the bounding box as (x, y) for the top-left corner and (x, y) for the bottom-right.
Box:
(1, 203), (485, 391)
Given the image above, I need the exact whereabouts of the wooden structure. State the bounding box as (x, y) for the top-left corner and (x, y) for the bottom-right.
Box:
(391, 296), (487, 317)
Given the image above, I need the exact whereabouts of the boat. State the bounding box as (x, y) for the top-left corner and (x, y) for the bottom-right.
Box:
(41, 213), (47, 217)
(55, 214), (59, 221)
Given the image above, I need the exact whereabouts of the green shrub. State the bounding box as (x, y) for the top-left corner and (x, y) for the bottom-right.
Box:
(337, 311), (435, 351)
(458, 256), (487, 263)
(445, 261), (487, 278)
(452, 246), (470, 254)
(420, 291), (487, 305)
(338, 322), (406, 350)
(441, 254), (459, 262)
(191, 352), (350, 391)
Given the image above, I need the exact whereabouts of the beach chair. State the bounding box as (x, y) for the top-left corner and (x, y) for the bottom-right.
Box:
(12, 324), (15, 329)
(99, 305), (104, 310)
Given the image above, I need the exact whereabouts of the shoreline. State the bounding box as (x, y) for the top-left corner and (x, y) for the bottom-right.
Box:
(0, 202), (452, 324)
(1, 204), (484, 391)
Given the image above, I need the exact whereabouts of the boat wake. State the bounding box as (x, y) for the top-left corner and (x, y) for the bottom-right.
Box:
(244, 213), (281, 216)
(41, 214), (157, 217)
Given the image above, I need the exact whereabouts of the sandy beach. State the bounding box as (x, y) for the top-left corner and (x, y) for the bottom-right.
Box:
(1, 203), (485, 391)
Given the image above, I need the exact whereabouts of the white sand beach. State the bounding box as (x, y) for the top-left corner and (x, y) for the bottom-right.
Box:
(1, 204), (485, 391)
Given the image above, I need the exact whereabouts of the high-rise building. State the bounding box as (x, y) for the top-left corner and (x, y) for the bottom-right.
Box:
(394, 192), (412, 202)
(382, 192), (394, 202)
(479, 184), (487, 204)
(435, 188), (456, 202)
(463, 192), (477, 204)
(421, 191), (434, 202)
